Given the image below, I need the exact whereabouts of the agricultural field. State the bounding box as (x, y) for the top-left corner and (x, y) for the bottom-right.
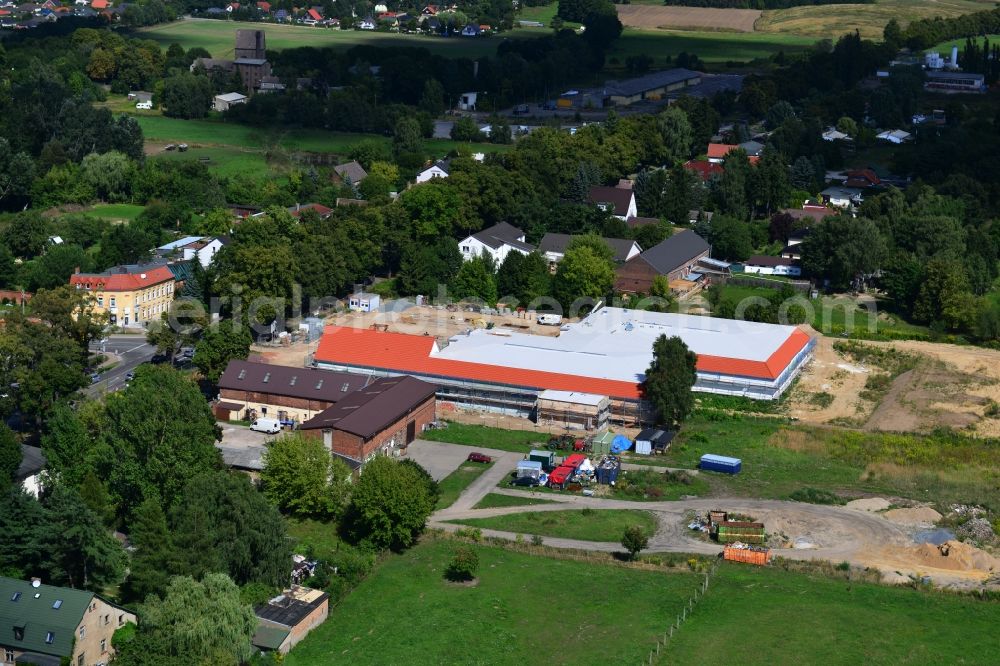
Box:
(617, 6), (761, 33)
(667, 563), (1000, 664)
(756, 0), (996, 40)
(283, 538), (700, 666)
(449, 508), (658, 541)
(134, 18), (543, 59)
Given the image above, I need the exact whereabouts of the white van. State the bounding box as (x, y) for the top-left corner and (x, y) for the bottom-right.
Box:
(135, 101), (152, 110)
(250, 418), (282, 434)
(537, 314), (563, 326)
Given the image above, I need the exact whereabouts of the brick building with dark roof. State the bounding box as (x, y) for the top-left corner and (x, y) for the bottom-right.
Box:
(253, 586), (328, 655)
(614, 230), (711, 293)
(299, 375), (437, 465)
(215, 359), (371, 424)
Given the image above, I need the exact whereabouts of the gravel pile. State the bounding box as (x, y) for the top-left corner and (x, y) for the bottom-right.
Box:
(957, 518), (995, 542)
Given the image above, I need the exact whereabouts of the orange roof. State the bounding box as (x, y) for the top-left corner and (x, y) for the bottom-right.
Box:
(69, 266), (174, 292)
(91, 0), (108, 8)
(314, 326), (812, 399)
(706, 143), (737, 159)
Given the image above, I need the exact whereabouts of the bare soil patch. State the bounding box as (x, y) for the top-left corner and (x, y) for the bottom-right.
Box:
(845, 497), (892, 512)
(616, 6), (760, 32)
(883, 507), (943, 526)
(789, 334), (1000, 436)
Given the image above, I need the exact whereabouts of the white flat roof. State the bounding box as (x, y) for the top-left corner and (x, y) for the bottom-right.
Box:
(537, 390), (607, 406)
(433, 307), (799, 384)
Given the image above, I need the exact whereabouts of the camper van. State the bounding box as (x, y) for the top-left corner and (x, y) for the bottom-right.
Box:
(537, 314), (562, 326)
(135, 101), (152, 110)
(250, 418), (282, 434)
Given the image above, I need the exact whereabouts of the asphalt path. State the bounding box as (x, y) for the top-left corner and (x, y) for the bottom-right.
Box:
(85, 335), (156, 397)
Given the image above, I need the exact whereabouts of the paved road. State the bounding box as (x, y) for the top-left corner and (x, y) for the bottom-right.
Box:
(85, 335), (156, 397)
(425, 441), (914, 566)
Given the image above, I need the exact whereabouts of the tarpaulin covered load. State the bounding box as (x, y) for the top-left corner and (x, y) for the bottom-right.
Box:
(610, 435), (632, 454)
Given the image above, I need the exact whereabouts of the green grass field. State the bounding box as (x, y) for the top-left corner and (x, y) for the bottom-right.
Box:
(151, 145), (273, 179)
(715, 283), (931, 340)
(421, 421), (547, 452)
(435, 461), (494, 510)
(134, 18), (543, 58)
(450, 509), (657, 541)
(474, 493), (557, 509)
(933, 33), (1000, 52)
(85, 203), (146, 223)
(285, 517), (346, 562)
(608, 28), (815, 65)
(283, 538), (699, 665)
(668, 563), (1000, 664)
(662, 412), (1000, 510)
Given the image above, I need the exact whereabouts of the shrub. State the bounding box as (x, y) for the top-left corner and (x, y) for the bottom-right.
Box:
(788, 488), (844, 505)
(445, 546), (479, 582)
(531, 534), (544, 546)
(454, 527), (483, 542)
(621, 525), (649, 560)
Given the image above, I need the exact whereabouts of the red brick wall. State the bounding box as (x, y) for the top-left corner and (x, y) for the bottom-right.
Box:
(281, 600), (328, 653)
(615, 257), (658, 294)
(302, 396), (436, 463)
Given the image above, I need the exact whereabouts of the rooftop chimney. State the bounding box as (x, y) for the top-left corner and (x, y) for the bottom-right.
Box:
(74, 266), (80, 274)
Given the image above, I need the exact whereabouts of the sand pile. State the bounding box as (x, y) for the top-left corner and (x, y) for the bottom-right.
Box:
(846, 498), (891, 512)
(884, 507), (943, 525)
(914, 540), (1000, 572)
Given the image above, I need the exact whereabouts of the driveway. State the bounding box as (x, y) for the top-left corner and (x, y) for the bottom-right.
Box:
(216, 422), (278, 471)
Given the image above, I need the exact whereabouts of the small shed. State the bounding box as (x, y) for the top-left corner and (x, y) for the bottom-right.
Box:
(213, 91), (248, 112)
(536, 390), (610, 430)
(516, 460), (543, 480)
(528, 449), (555, 470)
(348, 291), (380, 312)
(590, 431), (616, 456)
(635, 428), (675, 455)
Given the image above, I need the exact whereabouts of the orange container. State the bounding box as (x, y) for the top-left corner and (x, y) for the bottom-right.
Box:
(723, 546), (771, 566)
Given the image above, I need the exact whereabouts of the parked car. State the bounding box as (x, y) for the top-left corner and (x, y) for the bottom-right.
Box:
(124, 370), (135, 382)
(89, 373), (101, 384)
(249, 418), (282, 434)
(467, 452), (492, 463)
(510, 476), (539, 487)
(150, 354), (168, 364)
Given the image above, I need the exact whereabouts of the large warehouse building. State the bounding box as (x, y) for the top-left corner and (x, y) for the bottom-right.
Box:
(314, 307), (814, 425)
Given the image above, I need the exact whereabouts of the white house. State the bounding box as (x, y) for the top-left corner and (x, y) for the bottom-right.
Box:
(820, 186), (862, 209)
(461, 23), (480, 36)
(742, 255), (802, 277)
(459, 222), (534, 264)
(822, 128), (850, 142)
(348, 291), (380, 312)
(156, 236), (229, 268)
(359, 16), (376, 29)
(538, 233), (641, 269)
(16, 445), (45, 498)
(213, 92), (248, 112)
(458, 92), (477, 111)
(587, 185), (637, 221)
(415, 158), (451, 183)
(876, 129), (912, 144)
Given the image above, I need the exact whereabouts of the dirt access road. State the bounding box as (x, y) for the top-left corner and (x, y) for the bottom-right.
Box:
(424, 441), (997, 588)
